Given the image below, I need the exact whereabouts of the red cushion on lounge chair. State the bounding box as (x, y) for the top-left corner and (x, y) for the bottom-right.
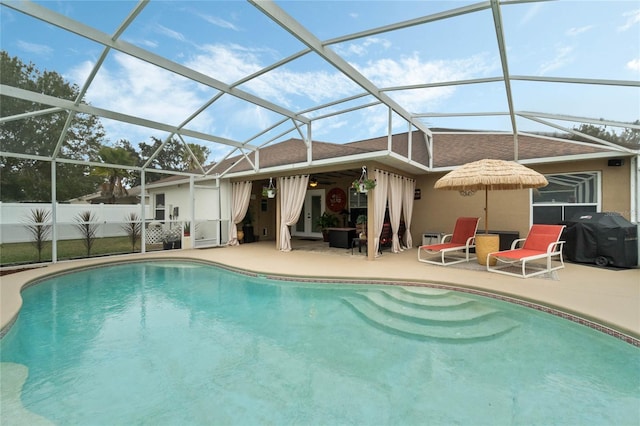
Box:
(522, 225), (564, 251)
(450, 217), (480, 245)
(492, 249), (545, 260)
(421, 243), (465, 252)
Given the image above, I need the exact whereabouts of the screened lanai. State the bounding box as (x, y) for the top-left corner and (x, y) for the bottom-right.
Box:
(1, 0), (638, 265)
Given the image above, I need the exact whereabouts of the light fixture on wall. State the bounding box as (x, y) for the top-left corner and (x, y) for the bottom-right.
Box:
(309, 177), (318, 187)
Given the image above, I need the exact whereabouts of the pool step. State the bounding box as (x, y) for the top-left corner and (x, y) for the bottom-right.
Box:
(381, 288), (474, 309)
(396, 286), (453, 298)
(357, 291), (499, 324)
(342, 290), (519, 342)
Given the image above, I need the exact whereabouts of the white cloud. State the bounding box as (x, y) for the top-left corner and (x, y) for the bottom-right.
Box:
(155, 24), (187, 42)
(333, 37), (391, 57)
(538, 45), (574, 75)
(354, 53), (494, 112)
(197, 13), (239, 31)
(247, 68), (355, 107)
(16, 40), (53, 57)
(618, 8), (640, 32)
(188, 43), (356, 107)
(62, 43), (497, 147)
(519, 3), (543, 26)
(67, 53), (214, 144)
(566, 25), (594, 36)
(187, 44), (263, 83)
(627, 58), (640, 72)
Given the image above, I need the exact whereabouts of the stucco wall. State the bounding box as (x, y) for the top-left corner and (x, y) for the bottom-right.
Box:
(146, 182), (222, 222)
(410, 158), (633, 247)
(412, 174), (530, 243)
(534, 158), (632, 220)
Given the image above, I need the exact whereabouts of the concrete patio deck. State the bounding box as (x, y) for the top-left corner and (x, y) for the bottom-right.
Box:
(1, 239), (639, 340)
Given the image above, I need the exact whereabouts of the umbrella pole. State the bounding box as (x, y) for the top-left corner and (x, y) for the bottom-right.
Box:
(485, 189), (489, 234)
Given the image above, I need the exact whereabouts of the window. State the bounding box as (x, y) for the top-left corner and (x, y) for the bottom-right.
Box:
(349, 190), (367, 209)
(532, 172), (599, 224)
(155, 193), (165, 221)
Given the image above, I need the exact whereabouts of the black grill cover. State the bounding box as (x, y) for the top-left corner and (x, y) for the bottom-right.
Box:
(563, 212), (638, 268)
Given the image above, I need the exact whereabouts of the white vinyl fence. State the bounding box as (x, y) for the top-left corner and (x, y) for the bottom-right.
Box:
(0, 202), (152, 244)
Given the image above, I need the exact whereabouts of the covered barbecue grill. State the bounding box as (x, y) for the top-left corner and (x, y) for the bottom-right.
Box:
(562, 212), (638, 268)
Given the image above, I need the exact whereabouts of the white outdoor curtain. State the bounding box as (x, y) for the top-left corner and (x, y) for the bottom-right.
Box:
(372, 169), (390, 256)
(402, 177), (416, 249)
(278, 175), (309, 252)
(228, 181), (252, 246)
(388, 173), (404, 253)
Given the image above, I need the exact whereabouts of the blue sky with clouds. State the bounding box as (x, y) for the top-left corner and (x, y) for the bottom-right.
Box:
(1, 1), (638, 161)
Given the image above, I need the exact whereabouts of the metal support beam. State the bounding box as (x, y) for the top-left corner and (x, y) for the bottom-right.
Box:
(141, 169), (146, 254)
(490, 0), (519, 160)
(51, 160), (57, 263)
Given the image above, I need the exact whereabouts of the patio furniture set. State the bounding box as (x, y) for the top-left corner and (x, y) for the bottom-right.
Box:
(417, 217), (566, 279)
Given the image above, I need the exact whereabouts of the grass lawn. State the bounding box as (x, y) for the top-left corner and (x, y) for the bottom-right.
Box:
(0, 237), (163, 266)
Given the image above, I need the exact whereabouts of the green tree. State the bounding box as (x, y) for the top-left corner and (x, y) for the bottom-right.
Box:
(0, 51), (105, 201)
(571, 122), (639, 149)
(93, 146), (138, 203)
(183, 143), (211, 171)
(113, 139), (142, 187)
(138, 137), (211, 182)
(619, 120), (640, 148)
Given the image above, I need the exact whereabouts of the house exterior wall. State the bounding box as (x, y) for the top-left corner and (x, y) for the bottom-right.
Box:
(146, 181), (224, 223)
(146, 180), (229, 245)
(411, 158), (633, 246)
(143, 157), (633, 250)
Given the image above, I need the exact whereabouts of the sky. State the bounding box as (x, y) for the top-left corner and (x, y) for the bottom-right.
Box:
(1, 0), (639, 163)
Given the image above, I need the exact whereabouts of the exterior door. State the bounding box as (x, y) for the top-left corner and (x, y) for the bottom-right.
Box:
(293, 189), (324, 238)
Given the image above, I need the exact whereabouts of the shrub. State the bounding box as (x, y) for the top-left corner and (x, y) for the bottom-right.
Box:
(25, 208), (52, 262)
(74, 211), (98, 257)
(121, 213), (141, 253)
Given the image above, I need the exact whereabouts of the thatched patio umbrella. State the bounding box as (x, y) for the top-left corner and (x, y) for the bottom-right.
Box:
(434, 159), (548, 234)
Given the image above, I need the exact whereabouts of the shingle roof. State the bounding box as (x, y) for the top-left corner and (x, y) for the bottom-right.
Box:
(148, 131), (613, 187)
(431, 133), (609, 168)
(214, 131), (611, 173)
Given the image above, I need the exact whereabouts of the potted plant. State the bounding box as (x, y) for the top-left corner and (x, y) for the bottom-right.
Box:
(315, 212), (339, 242)
(352, 178), (376, 193)
(262, 186), (277, 198)
(183, 222), (191, 237)
(262, 178), (277, 198)
(162, 228), (181, 250)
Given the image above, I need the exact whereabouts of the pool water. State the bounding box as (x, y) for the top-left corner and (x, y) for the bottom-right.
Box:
(1, 261), (638, 425)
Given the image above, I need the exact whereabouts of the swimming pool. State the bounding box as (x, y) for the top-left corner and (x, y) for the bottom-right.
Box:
(1, 261), (638, 425)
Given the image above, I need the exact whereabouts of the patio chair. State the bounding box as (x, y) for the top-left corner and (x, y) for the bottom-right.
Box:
(487, 224), (566, 278)
(417, 217), (480, 265)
